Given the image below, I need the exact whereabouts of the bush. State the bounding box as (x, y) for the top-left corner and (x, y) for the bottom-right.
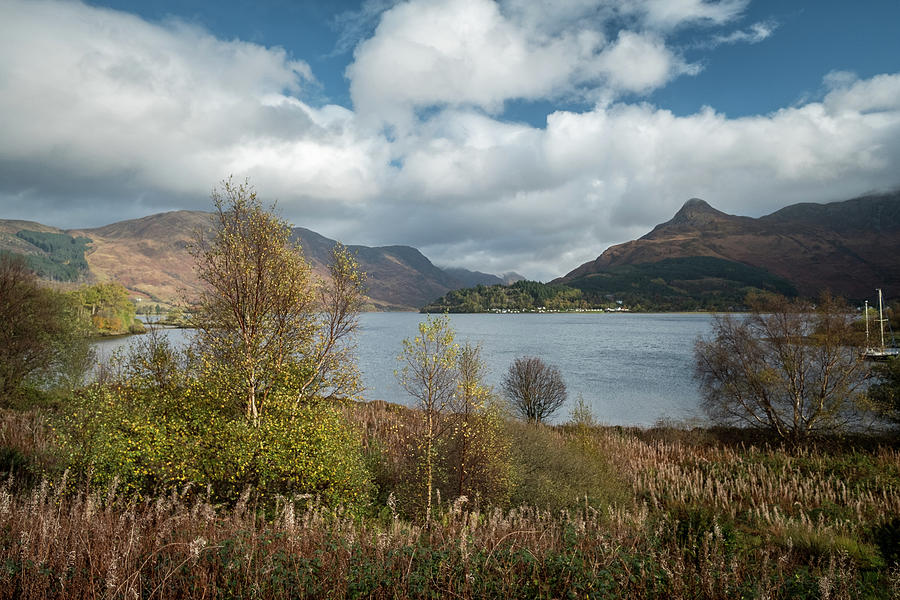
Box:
(506, 421), (625, 512)
(58, 340), (372, 507)
(502, 356), (567, 424)
(868, 357), (900, 424)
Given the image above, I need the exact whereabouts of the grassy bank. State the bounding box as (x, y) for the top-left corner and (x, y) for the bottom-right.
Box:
(1, 404), (898, 599)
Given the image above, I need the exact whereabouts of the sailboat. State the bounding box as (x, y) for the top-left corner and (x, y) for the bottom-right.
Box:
(863, 288), (900, 360)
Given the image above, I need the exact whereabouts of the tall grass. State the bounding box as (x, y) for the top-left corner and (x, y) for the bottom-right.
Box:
(0, 475), (877, 599)
(1, 405), (898, 598)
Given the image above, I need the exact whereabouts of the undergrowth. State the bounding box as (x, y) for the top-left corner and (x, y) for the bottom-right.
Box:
(1, 406), (898, 599)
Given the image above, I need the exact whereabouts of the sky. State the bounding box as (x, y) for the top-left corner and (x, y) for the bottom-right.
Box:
(1, 0), (899, 280)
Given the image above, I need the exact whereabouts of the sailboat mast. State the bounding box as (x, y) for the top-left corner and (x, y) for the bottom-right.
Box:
(865, 300), (870, 349)
(878, 288), (886, 351)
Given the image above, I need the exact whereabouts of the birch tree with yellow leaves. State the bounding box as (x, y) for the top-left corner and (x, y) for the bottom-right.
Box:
(190, 177), (365, 425)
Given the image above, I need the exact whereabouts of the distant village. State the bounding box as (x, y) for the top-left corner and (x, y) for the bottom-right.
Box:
(489, 304), (631, 314)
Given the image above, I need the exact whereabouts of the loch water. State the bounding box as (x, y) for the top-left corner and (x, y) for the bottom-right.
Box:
(94, 312), (717, 426)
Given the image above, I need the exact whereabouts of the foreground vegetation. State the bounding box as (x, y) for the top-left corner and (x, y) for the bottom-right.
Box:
(1, 404), (898, 599)
(3, 180), (899, 598)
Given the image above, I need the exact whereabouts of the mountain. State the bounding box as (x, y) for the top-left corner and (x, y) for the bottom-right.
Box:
(291, 227), (464, 310)
(1, 211), (509, 311)
(70, 210), (210, 300)
(439, 268), (526, 288)
(441, 267), (504, 288)
(556, 192), (900, 301)
(0, 220), (94, 282)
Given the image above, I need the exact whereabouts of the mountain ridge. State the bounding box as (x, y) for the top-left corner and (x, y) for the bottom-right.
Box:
(0, 211), (510, 311)
(556, 191), (900, 300)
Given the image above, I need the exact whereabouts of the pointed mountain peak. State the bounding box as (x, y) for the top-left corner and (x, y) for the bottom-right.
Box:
(668, 198), (729, 226)
(640, 198), (736, 240)
(682, 197), (712, 209)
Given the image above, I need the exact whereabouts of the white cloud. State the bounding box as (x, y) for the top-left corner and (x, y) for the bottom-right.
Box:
(824, 72), (900, 115)
(347, 0), (604, 125)
(0, 0), (898, 282)
(590, 31), (698, 94)
(0, 0), (389, 216)
(639, 0), (749, 29)
(708, 19), (776, 46)
(346, 0), (727, 126)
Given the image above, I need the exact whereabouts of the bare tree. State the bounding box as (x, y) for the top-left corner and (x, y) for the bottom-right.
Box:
(502, 356), (568, 423)
(694, 294), (868, 440)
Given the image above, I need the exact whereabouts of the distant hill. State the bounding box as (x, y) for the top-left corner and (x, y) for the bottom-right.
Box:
(441, 267), (504, 288)
(440, 267), (526, 288)
(70, 210), (210, 301)
(1, 211), (510, 311)
(556, 192), (900, 302)
(292, 227), (466, 310)
(0, 223), (92, 282)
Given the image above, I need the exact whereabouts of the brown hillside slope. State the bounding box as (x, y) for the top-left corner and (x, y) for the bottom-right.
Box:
(54, 211), (471, 309)
(69, 211), (209, 303)
(556, 192), (900, 299)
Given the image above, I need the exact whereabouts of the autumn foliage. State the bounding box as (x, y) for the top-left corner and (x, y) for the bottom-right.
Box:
(58, 179), (372, 505)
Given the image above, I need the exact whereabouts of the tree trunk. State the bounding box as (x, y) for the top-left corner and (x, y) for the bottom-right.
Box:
(425, 412), (433, 524)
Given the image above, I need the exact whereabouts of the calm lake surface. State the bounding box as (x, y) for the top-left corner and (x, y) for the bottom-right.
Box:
(95, 312), (717, 426)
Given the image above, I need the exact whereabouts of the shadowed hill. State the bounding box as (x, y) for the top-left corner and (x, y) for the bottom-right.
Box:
(556, 191), (900, 300)
(292, 227), (465, 310)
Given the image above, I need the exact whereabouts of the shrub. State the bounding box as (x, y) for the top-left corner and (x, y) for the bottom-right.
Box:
(695, 294), (868, 440)
(502, 356), (567, 424)
(58, 341), (372, 506)
(506, 421), (625, 511)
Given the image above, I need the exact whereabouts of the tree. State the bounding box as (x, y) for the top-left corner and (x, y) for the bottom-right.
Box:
(694, 294), (868, 440)
(0, 253), (93, 402)
(502, 356), (568, 423)
(451, 343), (488, 498)
(447, 343), (511, 504)
(69, 282), (142, 335)
(190, 177), (365, 425)
(58, 179), (372, 505)
(295, 241), (366, 405)
(397, 315), (458, 522)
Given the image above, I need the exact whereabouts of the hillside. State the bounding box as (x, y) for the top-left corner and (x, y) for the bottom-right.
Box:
(0, 225), (93, 282)
(1, 212), (501, 311)
(440, 268), (526, 288)
(556, 192), (900, 301)
(292, 227), (468, 310)
(70, 211), (209, 301)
